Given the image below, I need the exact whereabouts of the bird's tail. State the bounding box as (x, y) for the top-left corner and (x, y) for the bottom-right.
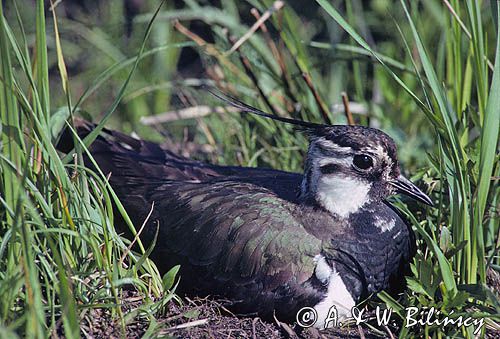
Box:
(56, 118), (248, 184)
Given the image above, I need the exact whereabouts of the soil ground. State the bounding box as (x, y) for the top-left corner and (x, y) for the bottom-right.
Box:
(78, 288), (500, 338)
(80, 293), (379, 339)
(78, 234), (500, 338)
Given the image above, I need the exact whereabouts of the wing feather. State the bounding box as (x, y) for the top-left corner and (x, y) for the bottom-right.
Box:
(114, 180), (323, 318)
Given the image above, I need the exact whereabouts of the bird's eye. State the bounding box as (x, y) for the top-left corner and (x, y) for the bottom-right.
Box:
(353, 154), (373, 170)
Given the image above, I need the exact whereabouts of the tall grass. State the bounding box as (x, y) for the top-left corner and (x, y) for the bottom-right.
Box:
(312, 0), (499, 333)
(0, 1), (178, 337)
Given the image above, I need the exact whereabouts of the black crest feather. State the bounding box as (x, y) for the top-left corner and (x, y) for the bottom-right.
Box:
(206, 88), (330, 132)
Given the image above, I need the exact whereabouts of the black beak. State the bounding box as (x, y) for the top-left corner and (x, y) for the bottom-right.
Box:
(389, 175), (433, 206)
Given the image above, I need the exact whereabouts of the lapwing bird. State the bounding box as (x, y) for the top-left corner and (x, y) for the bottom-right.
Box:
(59, 91), (432, 328)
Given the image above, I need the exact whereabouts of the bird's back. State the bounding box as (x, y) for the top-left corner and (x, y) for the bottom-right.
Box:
(63, 120), (304, 201)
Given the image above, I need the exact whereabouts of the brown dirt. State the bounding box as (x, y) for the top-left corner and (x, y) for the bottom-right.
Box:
(157, 297), (380, 339)
(78, 291), (380, 339)
(78, 279), (500, 338)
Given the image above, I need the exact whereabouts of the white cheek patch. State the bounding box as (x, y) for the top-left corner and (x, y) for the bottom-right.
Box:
(316, 175), (371, 218)
(313, 255), (355, 329)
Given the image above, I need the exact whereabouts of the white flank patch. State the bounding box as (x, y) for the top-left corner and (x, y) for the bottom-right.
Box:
(313, 254), (332, 284)
(316, 175), (371, 218)
(313, 256), (355, 329)
(374, 217), (396, 232)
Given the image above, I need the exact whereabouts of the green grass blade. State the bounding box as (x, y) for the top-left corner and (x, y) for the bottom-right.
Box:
(62, 0), (167, 162)
(315, 0), (440, 128)
(475, 1), (500, 281)
(35, 0), (50, 125)
(398, 0), (475, 283)
(73, 42), (193, 110)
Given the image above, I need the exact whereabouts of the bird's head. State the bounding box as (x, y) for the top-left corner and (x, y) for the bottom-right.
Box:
(301, 125), (432, 218)
(207, 88), (433, 218)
